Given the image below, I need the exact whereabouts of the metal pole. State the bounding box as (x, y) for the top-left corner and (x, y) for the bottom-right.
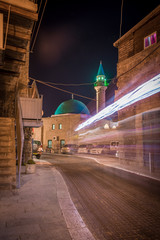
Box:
(3, 5), (11, 50)
(149, 152), (152, 173)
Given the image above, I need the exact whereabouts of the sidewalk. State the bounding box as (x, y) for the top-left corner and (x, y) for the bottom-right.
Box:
(0, 163), (95, 240)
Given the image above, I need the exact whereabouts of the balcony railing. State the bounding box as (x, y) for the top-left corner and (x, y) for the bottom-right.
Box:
(19, 95), (43, 127)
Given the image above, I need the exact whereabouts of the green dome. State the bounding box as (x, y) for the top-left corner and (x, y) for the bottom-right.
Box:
(54, 99), (90, 115)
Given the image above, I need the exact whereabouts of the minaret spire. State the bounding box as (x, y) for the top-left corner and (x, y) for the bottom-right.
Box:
(94, 61), (108, 113)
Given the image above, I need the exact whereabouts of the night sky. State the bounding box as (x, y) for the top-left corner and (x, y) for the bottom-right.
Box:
(29, 1), (159, 117)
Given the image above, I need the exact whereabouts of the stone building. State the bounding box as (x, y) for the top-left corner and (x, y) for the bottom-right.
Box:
(33, 62), (111, 152)
(0, 0), (42, 189)
(113, 5), (160, 171)
(33, 99), (90, 152)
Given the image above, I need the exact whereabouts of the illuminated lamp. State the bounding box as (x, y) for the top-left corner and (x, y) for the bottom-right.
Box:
(104, 123), (109, 129)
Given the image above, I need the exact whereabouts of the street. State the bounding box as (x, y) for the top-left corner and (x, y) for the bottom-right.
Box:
(43, 153), (160, 240)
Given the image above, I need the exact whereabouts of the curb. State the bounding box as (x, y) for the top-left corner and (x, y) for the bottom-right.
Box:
(53, 168), (95, 240)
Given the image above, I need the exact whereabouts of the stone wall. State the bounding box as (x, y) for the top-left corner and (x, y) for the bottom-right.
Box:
(114, 8), (160, 170)
(0, 118), (16, 189)
(33, 114), (87, 152)
(0, 0), (38, 189)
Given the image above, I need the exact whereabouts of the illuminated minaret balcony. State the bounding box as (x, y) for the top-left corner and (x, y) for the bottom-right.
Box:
(94, 61), (109, 113)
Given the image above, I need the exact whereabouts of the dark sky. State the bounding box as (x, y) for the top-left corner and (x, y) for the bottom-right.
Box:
(29, 1), (159, 117)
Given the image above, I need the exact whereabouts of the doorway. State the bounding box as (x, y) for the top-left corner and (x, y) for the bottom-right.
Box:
(60, 139), (65, 148)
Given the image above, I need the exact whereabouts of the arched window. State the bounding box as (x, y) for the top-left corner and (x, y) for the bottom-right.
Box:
(59, 123), (62, 129)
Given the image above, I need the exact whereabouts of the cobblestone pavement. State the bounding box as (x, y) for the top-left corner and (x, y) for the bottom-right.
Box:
(48, 154), (160, 240)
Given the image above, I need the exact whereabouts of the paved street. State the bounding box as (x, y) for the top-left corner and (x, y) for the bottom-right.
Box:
(45, 153), (160, 240)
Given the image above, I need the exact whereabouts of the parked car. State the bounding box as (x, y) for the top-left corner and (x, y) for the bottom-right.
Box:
(89, 144), (110, 155)
(77, 144), (93, 154)
(33, 140), (43, 159)
(61, 144), (78, 154)
(110, 141), (119, 151)
(110, 141), (119, 156)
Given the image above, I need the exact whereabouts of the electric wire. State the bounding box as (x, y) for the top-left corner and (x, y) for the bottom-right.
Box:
(117, 42), (160, 79)
(46, 82), (95, 86)
(30, 0), (48, 53)
(111, 42), (160, 84)
(29, 77), (96, 101)
(30, 0), (44, 44)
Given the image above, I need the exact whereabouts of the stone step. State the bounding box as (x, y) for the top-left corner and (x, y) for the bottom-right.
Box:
(0, 117), (16, 190)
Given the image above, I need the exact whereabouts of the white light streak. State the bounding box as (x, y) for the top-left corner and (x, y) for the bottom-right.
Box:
(75, 74), (160, 131)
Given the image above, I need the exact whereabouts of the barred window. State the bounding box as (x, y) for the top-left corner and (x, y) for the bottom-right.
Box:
(144, 32), (157, 49)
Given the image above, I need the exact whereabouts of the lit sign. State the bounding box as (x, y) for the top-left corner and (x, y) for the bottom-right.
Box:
(75, 74), (160, 131)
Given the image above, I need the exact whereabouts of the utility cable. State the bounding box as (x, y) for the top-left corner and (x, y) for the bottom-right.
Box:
(111, 42), (160, 84)
(45, 82), (95, 86)
(29, 77), (96, 101)
(30, 0), (43, 44)
(117, 42), (160, 79)
(30, 0), (48, 53)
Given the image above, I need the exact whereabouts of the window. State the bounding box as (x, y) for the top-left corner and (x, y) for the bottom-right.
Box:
(58, 123), (62, 129)
(144, 32), (157, 49)
(0, 13), (3, 49)
(48, 140), (52, 148)
(60, 139), (65, 148)
(52, 124), (55, 130)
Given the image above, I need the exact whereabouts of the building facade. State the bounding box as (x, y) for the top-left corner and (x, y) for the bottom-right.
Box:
(113, 5), (160, 170)
(34, 113), (89, 152)
(33, 99), (90, 152)
(0, 0), (42, 189)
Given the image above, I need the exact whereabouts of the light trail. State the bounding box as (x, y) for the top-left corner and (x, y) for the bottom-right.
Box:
(75, 74), (160, 131)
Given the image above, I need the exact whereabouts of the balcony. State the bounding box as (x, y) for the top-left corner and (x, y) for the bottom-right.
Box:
(19, 95), (43, 128)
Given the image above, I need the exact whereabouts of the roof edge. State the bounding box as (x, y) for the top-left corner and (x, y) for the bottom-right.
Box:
(113, 5), (160, 48)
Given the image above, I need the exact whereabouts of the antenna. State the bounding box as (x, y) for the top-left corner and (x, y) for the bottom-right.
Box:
(119, 0), (124, 38)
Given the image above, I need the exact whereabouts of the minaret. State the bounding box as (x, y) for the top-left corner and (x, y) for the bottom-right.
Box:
(94, 61), (108, 113)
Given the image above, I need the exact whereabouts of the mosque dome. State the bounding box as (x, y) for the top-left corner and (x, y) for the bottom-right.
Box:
(54, 99), (90, 115)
